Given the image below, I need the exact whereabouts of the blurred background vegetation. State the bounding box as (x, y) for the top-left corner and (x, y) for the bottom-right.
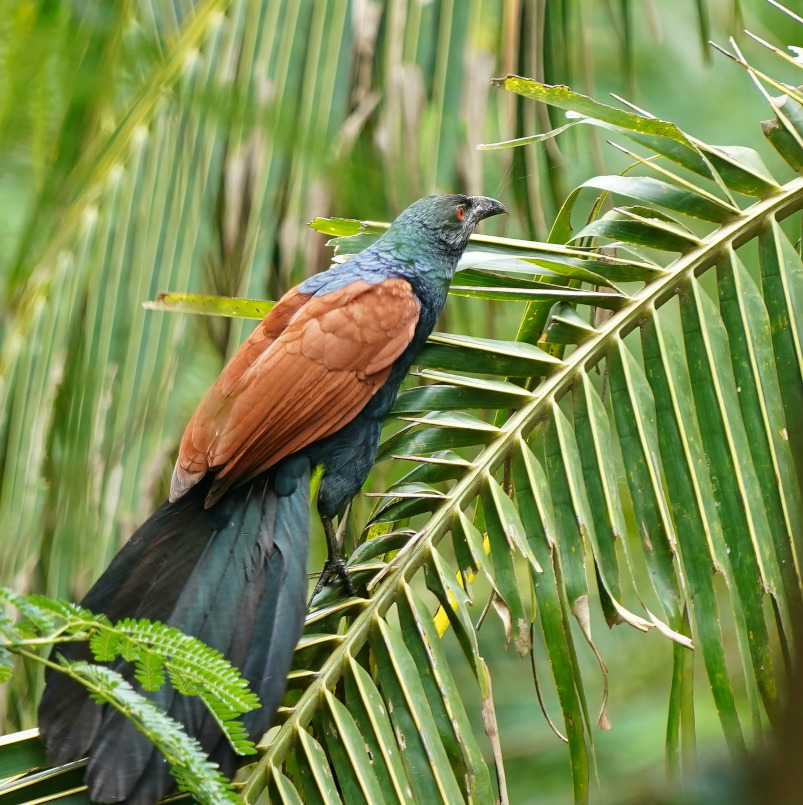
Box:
(0, 0), (798, 802)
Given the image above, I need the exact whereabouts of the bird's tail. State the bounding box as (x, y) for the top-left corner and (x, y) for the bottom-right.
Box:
(38, 456), (311, 805)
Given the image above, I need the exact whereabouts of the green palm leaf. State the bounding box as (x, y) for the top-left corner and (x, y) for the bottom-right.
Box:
(238, 20), (803, 805)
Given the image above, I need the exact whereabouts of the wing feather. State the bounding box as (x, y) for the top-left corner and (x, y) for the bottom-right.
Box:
(171, 278), (420, 506)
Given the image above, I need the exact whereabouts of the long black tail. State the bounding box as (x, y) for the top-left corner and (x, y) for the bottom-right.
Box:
(38, 457), (311, 804)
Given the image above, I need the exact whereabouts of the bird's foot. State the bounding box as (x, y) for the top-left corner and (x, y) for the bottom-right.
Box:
(309, 555), (357, 603)
(309, 507), (358, 605)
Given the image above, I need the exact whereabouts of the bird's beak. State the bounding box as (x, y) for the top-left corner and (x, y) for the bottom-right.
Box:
(472, 196), (508, 222)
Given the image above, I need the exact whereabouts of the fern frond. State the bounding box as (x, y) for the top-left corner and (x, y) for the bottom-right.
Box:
(67, 662), (238, 805)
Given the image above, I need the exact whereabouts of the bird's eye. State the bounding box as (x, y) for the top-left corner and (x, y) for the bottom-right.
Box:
(456, 205), (466, 221)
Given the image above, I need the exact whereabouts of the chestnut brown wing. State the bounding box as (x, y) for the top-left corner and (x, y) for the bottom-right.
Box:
(170, 278), (420, 506)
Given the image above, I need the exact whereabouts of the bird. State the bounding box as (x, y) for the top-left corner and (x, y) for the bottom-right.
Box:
(37, 193), (507, 804)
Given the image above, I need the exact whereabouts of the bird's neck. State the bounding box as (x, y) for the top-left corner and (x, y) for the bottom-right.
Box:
(297, 235), (459, 327)
(371, 234), (460, 289)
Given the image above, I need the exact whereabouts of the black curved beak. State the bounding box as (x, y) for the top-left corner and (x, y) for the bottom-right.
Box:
(472, 196), (508, 222)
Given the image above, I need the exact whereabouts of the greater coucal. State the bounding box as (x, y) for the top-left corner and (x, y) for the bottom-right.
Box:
(38, 193), (507, 804)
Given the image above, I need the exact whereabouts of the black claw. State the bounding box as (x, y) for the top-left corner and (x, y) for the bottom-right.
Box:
(309, 509), (359, 606)
(328, 556), (357, 597)
(309, 556), (357, 606)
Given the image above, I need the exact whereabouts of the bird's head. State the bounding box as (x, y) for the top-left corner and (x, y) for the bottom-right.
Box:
(385, 194), (508, 257)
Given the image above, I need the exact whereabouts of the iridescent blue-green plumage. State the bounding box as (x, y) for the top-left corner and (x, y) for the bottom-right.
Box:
(303, 194), (506, 515)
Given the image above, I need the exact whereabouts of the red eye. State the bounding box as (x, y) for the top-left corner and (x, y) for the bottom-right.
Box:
(456, 205), (466, 221)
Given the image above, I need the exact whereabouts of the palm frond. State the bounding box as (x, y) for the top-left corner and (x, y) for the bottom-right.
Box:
(233, 13), (803, 804)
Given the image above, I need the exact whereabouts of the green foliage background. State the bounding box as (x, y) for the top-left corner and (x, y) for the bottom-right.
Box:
(2, 1), (801, 803)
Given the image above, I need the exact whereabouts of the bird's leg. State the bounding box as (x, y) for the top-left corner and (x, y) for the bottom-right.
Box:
(310, 503), (357, 602)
